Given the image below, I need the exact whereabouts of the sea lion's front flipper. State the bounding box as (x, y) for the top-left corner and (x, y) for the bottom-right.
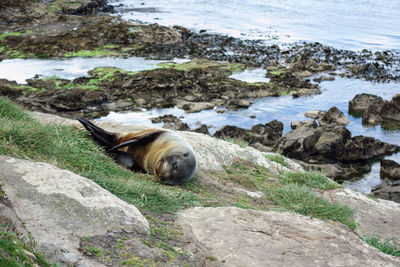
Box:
(111, 150), (143, 172)
(108, 130), (165, 153)
(76, 117), (116, 148)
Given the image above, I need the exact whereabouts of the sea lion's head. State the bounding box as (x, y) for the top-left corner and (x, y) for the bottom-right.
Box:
(154, 148), (197, 185)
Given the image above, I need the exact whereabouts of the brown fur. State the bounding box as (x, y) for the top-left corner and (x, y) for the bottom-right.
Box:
(114, 129), (197, 185)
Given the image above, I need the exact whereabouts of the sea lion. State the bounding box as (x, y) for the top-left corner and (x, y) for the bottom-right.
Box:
(77, 117), (197, 185)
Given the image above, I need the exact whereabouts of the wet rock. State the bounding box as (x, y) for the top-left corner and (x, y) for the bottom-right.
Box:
(179, 101), (215, 113)
(297, 161), (371, 180)
(192, 124), (210, 135)
(349, 94), (400, 128)
(214, 120), (283, 148)
(266, 68), (320, 95)
(16, 88), (108, 114)
(304, 110), (321, 119)
(0, 79), (24, 98)
(0, 156), (149, 266)
(150, 115), (190, 131)
(289, 54), (333, 73)
(380, 159), (400, 181)
(347, 62), (386, 80)
(273, 123), (400, 178)
(291, 120), (318, 130)
(59, 0), (114, 15)
(348, 93), (384, 115)
(318, 106), (350, 126)
(226, 99), (252, 109)
(372, 181), (400, 204)
(305, 107), (349, 126)
(313, 75), (335, 82)
(177, 207), (400, 267)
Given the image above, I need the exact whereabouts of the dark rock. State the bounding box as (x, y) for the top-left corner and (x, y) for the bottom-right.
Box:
(251, 120), (283, 146)
(348, 94), (384, 115)
(273, 124), (400, 165)
(349, 93), (400, 128)
(192, 125), (210, 135)
(150, 115), (190, 131)
(380, 159), (400, 181)
(295, 160), (371, 180)
(317, 106), (350, 126)
(372, 181), (400, 203)
(16, 88), (108, 113)
(214, 120), (283, 148)
(59, 0), (114, 15)
(291, 120), (317, 130)
(362, 104), (384, 125)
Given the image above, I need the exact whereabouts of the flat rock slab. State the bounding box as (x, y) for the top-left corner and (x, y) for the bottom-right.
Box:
(177, 207), (400, 267)
(0, 156), (149, 266)
(324, 188), (400, 243)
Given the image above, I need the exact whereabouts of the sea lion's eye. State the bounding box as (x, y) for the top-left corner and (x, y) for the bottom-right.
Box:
(184, 153), (189, 157)
(172, 162), (178, 170)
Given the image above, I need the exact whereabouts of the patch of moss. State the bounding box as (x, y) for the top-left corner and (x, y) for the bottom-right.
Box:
(84, 245), (103, 258)
(64, 44), (121, 58)
(0, 31), (34, 41)
(158, 59), (245, 74)
(6, 49), (34, 59)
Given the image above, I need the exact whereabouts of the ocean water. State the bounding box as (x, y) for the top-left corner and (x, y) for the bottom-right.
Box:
(111, 0), (400, 50)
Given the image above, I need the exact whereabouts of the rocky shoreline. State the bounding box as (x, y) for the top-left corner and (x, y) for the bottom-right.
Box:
(1, 0), (400, 194)
(1, 1), (400, 265)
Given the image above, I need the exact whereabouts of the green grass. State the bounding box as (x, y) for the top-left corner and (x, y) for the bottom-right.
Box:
(224, 161), (356, 229)
(0, 225), (53, 266)
(264, 184), (356, 229)
(265, 154), (288, 168)
(278, 171), (340, 190)
(0, 97), (198, 214)
(222, 137), (248, 148)
(360, 233), (400, 257)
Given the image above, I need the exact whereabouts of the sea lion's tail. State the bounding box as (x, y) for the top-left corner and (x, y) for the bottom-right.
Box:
(76, 117), (116, 148)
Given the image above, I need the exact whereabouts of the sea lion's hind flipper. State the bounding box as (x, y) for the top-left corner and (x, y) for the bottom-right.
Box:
(108, 130), (164, 153)
(76, 117), (116, 148)
(110, 150), (144, 172)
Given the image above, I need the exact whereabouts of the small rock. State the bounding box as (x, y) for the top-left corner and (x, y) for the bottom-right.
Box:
(380, 159), (400, 180)
(291, 120), (317, 130)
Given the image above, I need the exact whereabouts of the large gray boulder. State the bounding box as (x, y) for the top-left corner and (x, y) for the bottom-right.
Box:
(177, 207), (400, 267)
(0, 156), (149, 266)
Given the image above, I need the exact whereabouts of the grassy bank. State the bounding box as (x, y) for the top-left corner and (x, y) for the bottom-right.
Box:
(4, 97), (391, 264)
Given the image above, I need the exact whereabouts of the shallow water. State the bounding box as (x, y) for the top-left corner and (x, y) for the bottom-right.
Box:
(112, 0), (400, 50)
(0, 57), (177, 84)
(99, 75), (400, 193)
